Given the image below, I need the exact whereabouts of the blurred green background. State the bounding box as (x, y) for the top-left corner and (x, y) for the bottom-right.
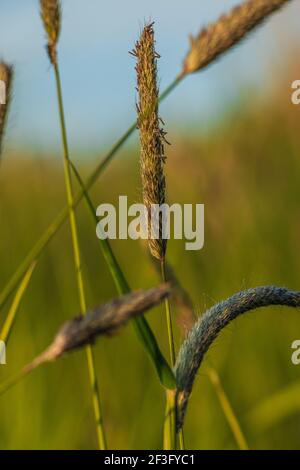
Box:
(1, 61), (300, 449)
(1, 0), (300, 451)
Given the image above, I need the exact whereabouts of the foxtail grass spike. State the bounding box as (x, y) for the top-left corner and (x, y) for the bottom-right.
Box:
(181, 0), (292, 77)
(133, 22), (168, 261)
(26, 284), (171, 369)
(175, 286), (300, 431)
(0, 284), (171, 397)
(40, 0), (61, 64)
(0, 62), (13, 158)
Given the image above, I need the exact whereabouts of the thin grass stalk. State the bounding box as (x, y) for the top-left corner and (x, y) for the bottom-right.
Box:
(0, 366), (33, 397)
(0, 262), (36, 344)
(207, 368), (249, 450)
(53, 61), (107, 450)
(161, 261), (176, 367)
(161, 261), (178, 448)
(161, 260), (177, 449)
(163, 389), (177, 450)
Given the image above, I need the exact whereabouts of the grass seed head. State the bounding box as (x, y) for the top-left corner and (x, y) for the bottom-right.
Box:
(133, 22), (168, 261)
(27, 283), (171, 369)
(175, 286), (300, 431)
(181, 0), (291, 77)
(40, 0), (61, 65)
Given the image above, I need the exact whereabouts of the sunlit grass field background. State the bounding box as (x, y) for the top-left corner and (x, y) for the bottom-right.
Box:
(1, 61), (300, 449)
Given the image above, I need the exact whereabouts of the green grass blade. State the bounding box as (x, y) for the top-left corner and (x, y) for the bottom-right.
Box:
(208, 368), (249, 450)
(0, 262), (36, 344)
(69, 161), (176, 389)
(161, 259), (177, 446)
(163, 390), (177, 450)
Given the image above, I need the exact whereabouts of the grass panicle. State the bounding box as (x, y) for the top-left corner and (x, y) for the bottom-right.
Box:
(0, 61), (13, 157)
(181, 0), (292, 77)
(40, 0), (61, 65)
(133, 22), (168, 261)
(28, 283), (171, 368)
(175, 286), (300, 431)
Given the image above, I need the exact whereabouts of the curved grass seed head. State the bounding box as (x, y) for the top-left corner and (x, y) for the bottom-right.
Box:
(175, 286), (300, 430)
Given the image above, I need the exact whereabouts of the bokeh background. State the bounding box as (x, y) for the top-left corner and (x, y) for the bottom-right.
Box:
(1, 0), (300, 449)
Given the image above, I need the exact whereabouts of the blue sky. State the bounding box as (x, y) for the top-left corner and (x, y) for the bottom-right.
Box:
(0, 0), (298, 154)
